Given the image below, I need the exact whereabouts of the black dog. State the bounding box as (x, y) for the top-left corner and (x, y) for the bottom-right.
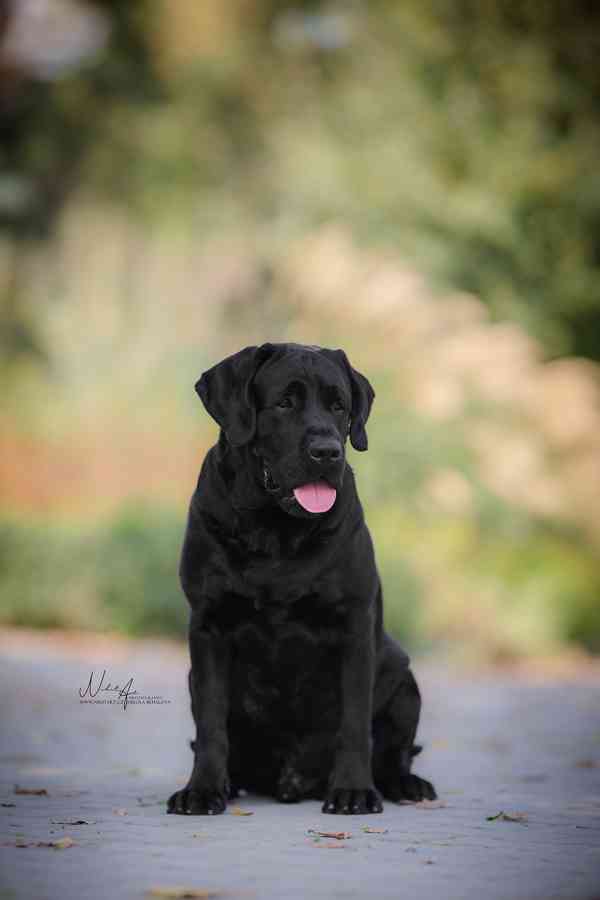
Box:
(167, 343), (435, 815)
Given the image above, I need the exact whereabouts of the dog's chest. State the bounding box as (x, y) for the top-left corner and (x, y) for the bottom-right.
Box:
(228, 590), (345, 725)
(208, 570), (348, 632)
(219, 521), (338, 595)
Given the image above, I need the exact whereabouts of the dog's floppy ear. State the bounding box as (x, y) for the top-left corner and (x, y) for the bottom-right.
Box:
(327, 349), (375, 451)
(196, 344), (275, 446)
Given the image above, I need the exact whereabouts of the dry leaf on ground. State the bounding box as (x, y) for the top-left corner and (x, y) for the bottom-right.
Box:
(361, 826), (388, 834)
(12, 836), (75, 849)
(307, 829), (351, 840)
(486, 811), (528, 823)
(51, 820), (92, 825)
(49, 837), (76, 849)
(230, 807), (253, 816)
(113, 808), (128, 816)
(575, 759), (600, 768)
(14, 786), (48, 796)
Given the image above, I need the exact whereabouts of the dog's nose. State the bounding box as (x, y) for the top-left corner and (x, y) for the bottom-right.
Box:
(307, 439), (342, 464)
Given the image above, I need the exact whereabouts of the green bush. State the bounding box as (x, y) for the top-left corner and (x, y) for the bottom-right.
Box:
(0, 506), (188, 638)
(1, 498), (599, 656)
(0, 518), (96, 630)
(94, 506), (187, 636)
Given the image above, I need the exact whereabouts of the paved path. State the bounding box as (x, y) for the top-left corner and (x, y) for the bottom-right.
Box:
(0, 629), (599, 900)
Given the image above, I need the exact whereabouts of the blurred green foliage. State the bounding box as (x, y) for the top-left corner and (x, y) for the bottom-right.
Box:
(0, 507), (187, 636)
(3, 0), (600, 359)
(1, 493), (599, 655)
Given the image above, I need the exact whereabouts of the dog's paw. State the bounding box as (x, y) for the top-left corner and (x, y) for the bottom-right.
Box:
(322, 787), (383, 815)
(167, 785), (228, 815)
(383, 773), (437, 803)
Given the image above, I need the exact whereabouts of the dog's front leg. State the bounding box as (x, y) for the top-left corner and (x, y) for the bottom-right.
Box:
(323, 604), (383, 815)
(168, 611), (230, 815)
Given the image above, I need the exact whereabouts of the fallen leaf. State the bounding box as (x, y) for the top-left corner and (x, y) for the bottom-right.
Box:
(575, 759), (600, 769)
(9, 836), (76, 849)
(49, 837), (76, 849)
(415, 800), (447, 809)
(486, 811), (528, 824)
(229, 807), (253, 816)
(147, 888), (226, 898)
(361, 826), (388, 834)
(14, 786), (48, 796)
(505, 812), (528, 824)
(307, 829), (351, 840)
(113, 808), (128, 816)
(51, 820), (91, 826)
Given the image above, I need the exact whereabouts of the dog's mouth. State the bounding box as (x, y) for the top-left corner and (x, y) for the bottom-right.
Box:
(262, 464), (337, 514)
(292, 482), (337, 513)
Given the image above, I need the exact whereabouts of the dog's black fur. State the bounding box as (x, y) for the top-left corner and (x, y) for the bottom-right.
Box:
(167, 343), (436, 815)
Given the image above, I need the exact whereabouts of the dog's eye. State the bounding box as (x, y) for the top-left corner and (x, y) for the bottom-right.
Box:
(331, 400), (345, 413)
(277, 396), (294, 409)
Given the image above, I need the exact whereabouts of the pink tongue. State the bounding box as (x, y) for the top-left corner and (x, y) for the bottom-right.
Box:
(293, 481), (337, 513)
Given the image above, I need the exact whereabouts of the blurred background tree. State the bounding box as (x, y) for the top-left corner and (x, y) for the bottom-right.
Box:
(1, 0), (599, 658)
(0, 0), (162, 362)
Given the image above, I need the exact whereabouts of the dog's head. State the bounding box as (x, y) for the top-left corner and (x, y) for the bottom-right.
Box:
(196, 343), (374, 518)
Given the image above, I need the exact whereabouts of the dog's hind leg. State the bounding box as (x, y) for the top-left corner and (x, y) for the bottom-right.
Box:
(372, 636), (436, 802)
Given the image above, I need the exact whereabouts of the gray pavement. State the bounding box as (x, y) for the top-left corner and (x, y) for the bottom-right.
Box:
(0, 629), (599, 900)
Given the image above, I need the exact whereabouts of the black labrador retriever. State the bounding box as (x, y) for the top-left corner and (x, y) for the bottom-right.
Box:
(167, 342), (436, 816)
